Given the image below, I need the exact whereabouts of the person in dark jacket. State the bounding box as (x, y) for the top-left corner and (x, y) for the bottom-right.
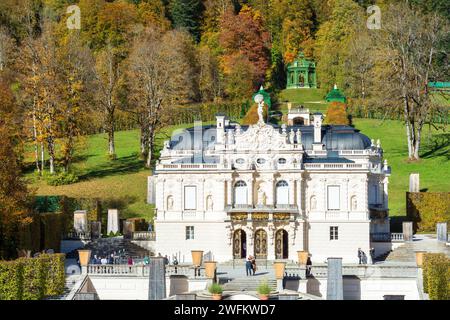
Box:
(357, 248), (364, 264)
(306, 257), (312, 276)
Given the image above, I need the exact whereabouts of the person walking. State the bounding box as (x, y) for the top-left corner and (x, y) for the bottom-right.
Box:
(251, 256), (256, 276)
(306, 256), (312, 276)
(357, 248), (364, 265)
(245, 256), (253, 276)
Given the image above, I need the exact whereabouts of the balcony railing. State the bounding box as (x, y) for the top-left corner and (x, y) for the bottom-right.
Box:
(86, 264), (205, 278)
(304, 163), (370, 170)
(391, 233), (404, 242)
(132, 231), (156, 241)
(63, 231), (91, 240)
(370, 232), (404, 242)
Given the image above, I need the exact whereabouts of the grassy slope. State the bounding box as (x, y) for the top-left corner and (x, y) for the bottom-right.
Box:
(353, 118), (450, 215)
(279, 88), (329, 113)
(25, 123), (201, 221)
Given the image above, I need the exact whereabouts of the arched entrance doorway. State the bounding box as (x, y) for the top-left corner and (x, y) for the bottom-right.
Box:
(275, 229), (289, 259)
(293, 117), (305, 125)
(254, 229), (267, 259)
(233, 229), (247, 259)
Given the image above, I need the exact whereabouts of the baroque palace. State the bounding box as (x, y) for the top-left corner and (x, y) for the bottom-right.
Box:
(148, 100), (391, 264)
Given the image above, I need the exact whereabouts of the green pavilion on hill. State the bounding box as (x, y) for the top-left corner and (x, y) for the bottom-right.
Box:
(325, 84), (347, 103)
(286, 53), (317, 89)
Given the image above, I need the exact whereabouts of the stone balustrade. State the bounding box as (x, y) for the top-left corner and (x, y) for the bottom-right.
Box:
(308, 265), (418, 279)
(86, 264), (205, 278)
(391, 233), (404, 242)
(64, 231), (91, 240)
(132, 231), (156, 241)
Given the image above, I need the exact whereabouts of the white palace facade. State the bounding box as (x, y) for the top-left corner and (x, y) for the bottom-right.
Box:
(148, 111), (391, 264)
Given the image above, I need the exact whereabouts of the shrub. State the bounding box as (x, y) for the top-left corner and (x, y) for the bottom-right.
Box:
(0, 260), (23, 300)
(423, 253), (449, 300)
(325, 102), (350, 125)
(407, 192), (450, 232)
(242, 104), (268, 125)
(44, 171), (79, 186)
(21, 257), (46, 300)
(43, 254), (65, 296)
(0, 254), (65, 300)
(257, 281), (271, 295)
(208, 283), (223, 294)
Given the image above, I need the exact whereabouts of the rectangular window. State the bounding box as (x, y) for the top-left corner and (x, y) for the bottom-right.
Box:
(185, 226), (194, 240)
(184, 186), (197, 210)
(330, 226), (338, 240)
(327, 185), (340, 210)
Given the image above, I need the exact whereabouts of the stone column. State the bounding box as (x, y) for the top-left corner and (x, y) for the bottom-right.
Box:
(107, 209), (119, 234)
(409, 173), (420, 192)
(383, 177), (389, 210)
(226, 180), (233, 206)
(436, 223), (448, 242)
(297, 179), (302, 214)
(403, 222), (413, 242)
(288, 179), (295, 206)
(148, 257), (166, 300)
(74, 210), (88, 233)
(247, 178), (253, 207)
(147, 176), (155, 204)
(326, 258), (343, 300)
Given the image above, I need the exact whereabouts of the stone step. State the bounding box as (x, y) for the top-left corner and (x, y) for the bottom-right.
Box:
(222, 277), (277, 292)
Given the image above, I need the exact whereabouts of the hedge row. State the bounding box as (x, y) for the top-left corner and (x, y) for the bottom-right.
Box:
(423, 253), (450, 300)
(0, 254), (65, 300)
(406, 192), (450, 232)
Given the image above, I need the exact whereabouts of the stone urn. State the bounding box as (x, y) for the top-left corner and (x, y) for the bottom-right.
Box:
(297, 251), (309, 265)
(78, 250), (92, 266)
(273, 261), (286, 280)
(204, 261), (217, 279)
(191, 250), (204, 267)
(415, 251), (426, 267)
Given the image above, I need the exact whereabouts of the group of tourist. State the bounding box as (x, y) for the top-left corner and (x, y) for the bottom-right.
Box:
(358, 248), (376, 264)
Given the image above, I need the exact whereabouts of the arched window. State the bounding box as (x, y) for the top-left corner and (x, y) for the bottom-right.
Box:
(278, 158), (287, 164)
(276, 180), (289, 205)
(234, 181), (247, 205)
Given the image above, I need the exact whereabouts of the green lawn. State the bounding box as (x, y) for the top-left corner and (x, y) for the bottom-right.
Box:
(25, 123), (200, 221)
(279, 88), (329, 113)
(353, 118), (450, 216)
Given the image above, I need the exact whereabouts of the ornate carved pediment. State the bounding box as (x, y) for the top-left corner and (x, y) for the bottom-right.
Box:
(233, 123), (289, 151)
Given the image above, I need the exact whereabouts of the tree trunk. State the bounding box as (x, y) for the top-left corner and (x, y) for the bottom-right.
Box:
(40, 142), (45, 172)
(32, 110), (40, 174)
(146, 125), (155, 168)
(108, 128), (115, 157)
(47, 137), (55, 174)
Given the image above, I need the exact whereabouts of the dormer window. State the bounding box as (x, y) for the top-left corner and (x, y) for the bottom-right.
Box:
(256, 158), (266, 165)
(278, 158), (287, 164)
(236, 158), (245, 164)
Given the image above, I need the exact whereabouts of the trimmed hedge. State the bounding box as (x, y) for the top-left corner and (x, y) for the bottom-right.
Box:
(407, 192), (450, 232)
(0, 260), (23, 300)
(0, 254), (65, 300)
(423, 253), (450, 300)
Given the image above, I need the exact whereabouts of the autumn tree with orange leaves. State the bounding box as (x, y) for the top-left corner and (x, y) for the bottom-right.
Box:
(219, 5), (271, 99)
(0, 78), (31, 259)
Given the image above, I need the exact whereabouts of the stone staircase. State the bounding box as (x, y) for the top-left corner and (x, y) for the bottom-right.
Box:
(46, 274), (82, 300)
(222, 277), (277, 292)
(66, 237), (150, 259)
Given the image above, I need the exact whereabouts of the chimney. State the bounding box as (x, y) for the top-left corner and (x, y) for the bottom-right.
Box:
(216, 114), (226, 144)
(312, 113), (324, 151)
